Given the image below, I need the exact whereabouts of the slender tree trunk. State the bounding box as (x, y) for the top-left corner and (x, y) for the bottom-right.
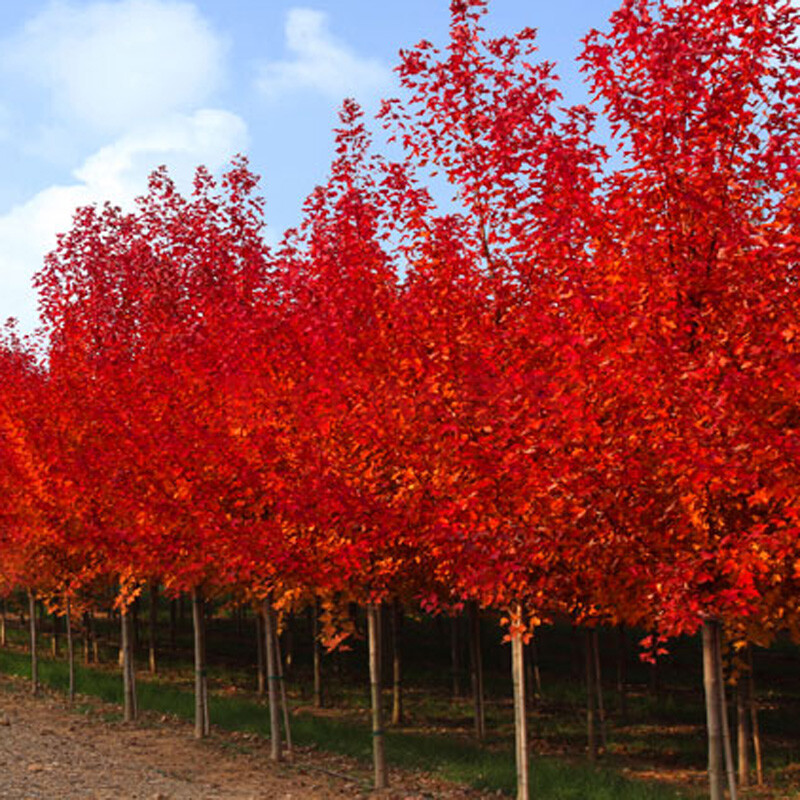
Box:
(616, 624), (628, 722)
(367, 602), (388, 790)
(191, 587), (210, 738)
(451, 614), (462, 700)
(391, 598), (403, 726)
(526, 629), (542, 701)
(132, 598), (140, 653)
(263, 598), (282, 762)
(91, 611), (99, 663)
(66, 597), (75, 705)
(702, 619), (724, 800)
(736, 677), (749, 788)
(169, 597), (177, 650)
(118, 602), (125, 667)
(28, 590), (39, 696)
(747, 647), (763, 786)
(468, 601), (486, 740)
(82, 612), (91, 665)
(51, 611), (59, 657)
(586, 628), (597, 762)
(512, 612), (530, 800)
(312, 597), (323, 708)
(121, 608), (137, 721)
(256, 608), (266, 695)
(593, 629), (608, 750)
(282, 614), (294, 677)
(1, 597), (7, 647)
(274, 625), (293, 761)
(715, 624), (737, 800)
(148, 581), (159, 675)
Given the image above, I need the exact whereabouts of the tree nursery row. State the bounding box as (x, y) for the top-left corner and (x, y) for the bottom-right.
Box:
(1, 1), (799, 798)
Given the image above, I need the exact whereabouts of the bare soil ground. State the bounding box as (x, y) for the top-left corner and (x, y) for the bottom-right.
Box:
(0, 674), (497, 800)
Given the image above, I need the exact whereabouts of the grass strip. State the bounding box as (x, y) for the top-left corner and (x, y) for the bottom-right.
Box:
(0, 648), (688, 799)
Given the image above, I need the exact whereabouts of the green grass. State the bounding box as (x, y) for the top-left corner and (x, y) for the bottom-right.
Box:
(5, 608), (800, 798)
(0, 645), (690, 799)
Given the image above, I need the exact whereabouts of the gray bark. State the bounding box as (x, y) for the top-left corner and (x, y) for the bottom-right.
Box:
(312, 597), (322, 708)
(391, 598), (403, 726)
(28, 590), (39, 696)
(148, 582), (159, 675)
(512, 615), (530, 800)
(468, 601), (485, 740)
(367, 603), (388, 790)
(191, 587), (210, 738)
(66, 597), (75, 705)
(274, 624), (293, 760)
(703, 619), (724, 800)
(263, 599), (282, 762)
(121, 609), (137, 721)
(586, 629), (597, 762)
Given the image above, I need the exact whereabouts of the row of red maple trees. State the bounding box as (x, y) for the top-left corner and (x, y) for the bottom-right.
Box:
(1, 1), (799, 797)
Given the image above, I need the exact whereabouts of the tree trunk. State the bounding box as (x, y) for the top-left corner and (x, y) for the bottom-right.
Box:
(274, 624), (293, 761)
(391, 598), (403, 726)
(51, 611), (59, 657)
(586, 628), (597, 762)
(736, 677), (749, 788)
(91, 611), (99, 663)
(715, 624), (738, 800)
(28, 590), (39, 696)
(747, 647), (763, 786)
(1, 597), (7, 647)
(702, 619), (724, 800)
(263, 598), (282, 762)
(169, 597), (177, 650)
(191, 587), (210, 738)
(121, 608), (137, 721)
(148, 581), (159, 675)
(256, 608), (266, 695)
(512, 612), (530, 800)
(82, 612), (91, 665)
(451, 613), (462, 700)
(312, 597), (323, 708)
(367, 602), (388, 790)
(616, 624), (628, 722)
(468, 601), (486, 740)
(132, 598), (140, 653)
(282, 614), (294, 677)
(66, 597), (75, 705)
(526, 629), (542, 702)
(593, 629), (608, 750)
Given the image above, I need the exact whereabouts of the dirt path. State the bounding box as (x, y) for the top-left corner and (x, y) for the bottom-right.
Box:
(0, 674), (494, 799)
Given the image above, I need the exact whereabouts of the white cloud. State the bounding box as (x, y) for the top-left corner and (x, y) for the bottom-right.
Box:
(256, 8), (392, 101)
(0, 109), (247, 332)
(75, 109), (247, 198)
(4, 0), (226, 135)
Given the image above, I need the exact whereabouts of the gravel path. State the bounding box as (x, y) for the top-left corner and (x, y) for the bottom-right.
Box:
(0, 673), (495, 799)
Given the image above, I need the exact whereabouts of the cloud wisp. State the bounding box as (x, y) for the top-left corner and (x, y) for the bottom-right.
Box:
(256, 8), (392, 102)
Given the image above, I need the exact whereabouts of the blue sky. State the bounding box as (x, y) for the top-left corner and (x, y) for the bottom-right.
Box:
(0, 0), (623, 333)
